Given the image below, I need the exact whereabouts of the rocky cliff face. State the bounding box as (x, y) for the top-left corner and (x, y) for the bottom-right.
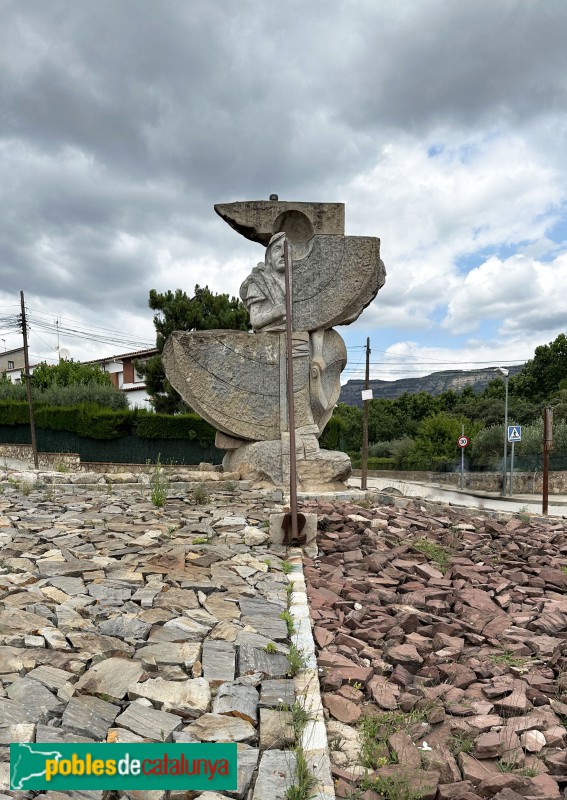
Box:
(339, 365), (523, 408)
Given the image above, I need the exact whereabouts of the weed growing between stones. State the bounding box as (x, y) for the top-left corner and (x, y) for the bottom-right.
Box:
(264, 642), (278, 654)
(280, 610), (295, 637)
(150, 456), (169, 508)
(488, 650), (534, 669)
(497, 759), (517, 773)
(410, 538), (453, 573)
(285, 749), (317, 800)
(283, 698), (317, 800)
(192, 536), (208, 545)
(281, 560), (293, 575)
(360, 774), (425, 800)
(192, 483), (211, 505)
(285, 581), (294, 607)
(447, 729), (474, 756)
(357, 710), (429, 769)
(286, 644), (306, 677)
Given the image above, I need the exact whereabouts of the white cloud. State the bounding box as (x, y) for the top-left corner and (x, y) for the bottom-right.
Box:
(444, 251), (567, 335)
(338, 131), (564, 332)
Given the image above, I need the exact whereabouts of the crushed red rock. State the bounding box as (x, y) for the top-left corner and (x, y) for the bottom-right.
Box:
(301, 494), (567, 800)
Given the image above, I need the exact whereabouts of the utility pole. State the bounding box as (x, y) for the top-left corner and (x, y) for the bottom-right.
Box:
(361, 337), (370, 490)
(495, 367), (509, 496)
(542, 406), (553, 515)
(19, 291), (39, 470)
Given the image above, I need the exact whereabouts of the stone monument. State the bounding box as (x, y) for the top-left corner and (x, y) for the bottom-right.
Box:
(162, 199), (385, 489)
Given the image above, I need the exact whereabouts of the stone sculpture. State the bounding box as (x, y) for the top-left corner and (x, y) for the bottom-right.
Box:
(163, 199), (386, 488)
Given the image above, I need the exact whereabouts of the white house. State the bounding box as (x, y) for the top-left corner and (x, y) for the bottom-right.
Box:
(88, 348), (158, 409)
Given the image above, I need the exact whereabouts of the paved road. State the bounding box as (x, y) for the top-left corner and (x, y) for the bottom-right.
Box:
(348, 475), (567, 518)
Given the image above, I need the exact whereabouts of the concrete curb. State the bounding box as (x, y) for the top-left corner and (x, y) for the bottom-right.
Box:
(287, 546), (335, 800)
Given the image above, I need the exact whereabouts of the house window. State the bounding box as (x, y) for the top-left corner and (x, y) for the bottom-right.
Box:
(8, 361), (14, 369)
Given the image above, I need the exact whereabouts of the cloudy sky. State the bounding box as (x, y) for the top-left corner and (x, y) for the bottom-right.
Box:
(1, 0), (566, 382)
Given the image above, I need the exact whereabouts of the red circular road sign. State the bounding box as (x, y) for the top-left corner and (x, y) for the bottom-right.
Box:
(457, 435), (469, 448)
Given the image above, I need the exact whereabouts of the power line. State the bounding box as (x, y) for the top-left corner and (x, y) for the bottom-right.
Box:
(26, 306), (155, 341)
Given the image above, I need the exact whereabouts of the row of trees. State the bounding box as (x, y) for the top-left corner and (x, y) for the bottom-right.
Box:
(320, 334), (567, 470)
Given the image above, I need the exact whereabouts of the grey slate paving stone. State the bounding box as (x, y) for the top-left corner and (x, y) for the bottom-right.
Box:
(239, 645), (290, 679)
(252, 750), (296, 800)
(240, 614), (288, 642)
(74, 657), (144, 701)
(6, 677), (63, 723)
(87, 583), (132, 601)
(239, 598), (285, 617)
(258, 679), (295, 708)
(134, 642), (201, 668)
(0, 723), (35, 745)
(225, 748), (260, 799)
(115, 702), (183, 741)
(98, 615), (151, 640)
(62, 695), (120, 740)
(38, 560), (95, 577)
(128, 677), (211, 718)
(212, 682), (259, 724)
(202, 640), (236, 686)
(35, 723), (95, 744)
(0, 698), (34, 725)
(185, 713), (256, 743)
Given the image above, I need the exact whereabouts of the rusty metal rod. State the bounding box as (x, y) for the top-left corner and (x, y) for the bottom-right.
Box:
(283, 238), (298, 543)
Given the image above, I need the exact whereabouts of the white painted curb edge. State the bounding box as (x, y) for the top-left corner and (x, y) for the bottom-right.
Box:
(288, 546), (335, 800)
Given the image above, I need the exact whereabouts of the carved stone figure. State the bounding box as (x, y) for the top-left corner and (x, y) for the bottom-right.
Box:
(162, 199), (386, 489)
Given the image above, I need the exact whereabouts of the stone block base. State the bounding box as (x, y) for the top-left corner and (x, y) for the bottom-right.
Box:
(269, 513), (318, 556)
(222, 439), (351, 490)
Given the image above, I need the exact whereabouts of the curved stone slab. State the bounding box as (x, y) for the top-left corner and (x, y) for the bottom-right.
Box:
(163, 330), (282, 441)
(291, 235), (385, 330)
(163, 329), (346, 442)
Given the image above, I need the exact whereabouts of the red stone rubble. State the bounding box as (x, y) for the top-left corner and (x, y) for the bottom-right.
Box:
(300, 494), (567, 800)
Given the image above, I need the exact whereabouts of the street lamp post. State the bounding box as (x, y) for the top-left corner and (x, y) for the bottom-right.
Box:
(496, 367), (509, 496)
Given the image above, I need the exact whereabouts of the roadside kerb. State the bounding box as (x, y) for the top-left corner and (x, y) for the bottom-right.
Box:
(286, 547), (334, 800)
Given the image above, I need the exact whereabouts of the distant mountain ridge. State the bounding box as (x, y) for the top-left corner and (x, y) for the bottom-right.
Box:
(339, 365), (524, 408)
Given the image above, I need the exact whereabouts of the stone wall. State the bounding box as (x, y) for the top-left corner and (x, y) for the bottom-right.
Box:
(352, 468), (567, 494)
(0, 444), (220, 475)
(0, 444), (81, 469)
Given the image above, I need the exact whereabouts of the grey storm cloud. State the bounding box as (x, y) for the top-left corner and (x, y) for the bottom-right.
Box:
(1, 0), (567, 344)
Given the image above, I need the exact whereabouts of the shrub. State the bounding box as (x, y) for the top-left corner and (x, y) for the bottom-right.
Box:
(367, 457), (396, 470)
(134, 411), (209, 441)
(0, 401), (217, 444)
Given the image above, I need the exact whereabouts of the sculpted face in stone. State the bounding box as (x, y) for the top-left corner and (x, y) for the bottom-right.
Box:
(240, 232), (286, 332)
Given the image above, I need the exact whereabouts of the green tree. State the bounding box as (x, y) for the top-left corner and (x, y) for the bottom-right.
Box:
(511, 332), (567, 401)
(320, 403), (362, 453)
(405, 412), (483, 469)
(31, 360), (112, 389)
(137, 285), (251, 413)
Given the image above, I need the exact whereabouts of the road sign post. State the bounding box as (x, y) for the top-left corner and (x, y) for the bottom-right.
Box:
(510, 441), (515, 496)
(457, 432), (469, 490)
(543, 408), (553, 515)
(507, 426), (521, 496)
